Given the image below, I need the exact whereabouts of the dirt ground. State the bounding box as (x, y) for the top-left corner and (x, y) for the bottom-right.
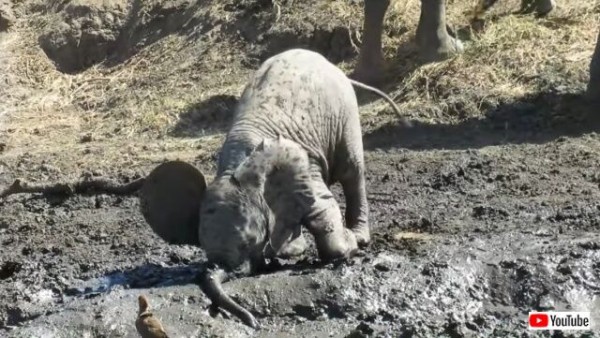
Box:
(1, 0), (599, 337)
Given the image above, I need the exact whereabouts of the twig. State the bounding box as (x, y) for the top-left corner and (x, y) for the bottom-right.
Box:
(272, 0), (281, 24)
(0, 177), (146, 200)
(348, 26), (360, 54)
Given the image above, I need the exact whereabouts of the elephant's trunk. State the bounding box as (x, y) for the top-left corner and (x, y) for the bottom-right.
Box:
(198, 265), (259, 329)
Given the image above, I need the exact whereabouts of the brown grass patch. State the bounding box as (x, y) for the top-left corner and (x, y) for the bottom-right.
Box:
(0, 0), (598, 182)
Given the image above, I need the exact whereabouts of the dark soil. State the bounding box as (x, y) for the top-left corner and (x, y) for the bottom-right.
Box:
(1, 0), (599, 337)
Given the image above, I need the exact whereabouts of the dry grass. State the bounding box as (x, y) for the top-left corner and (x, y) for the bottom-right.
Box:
(0, 0), (598, 183)
(366, 0), (598, 124)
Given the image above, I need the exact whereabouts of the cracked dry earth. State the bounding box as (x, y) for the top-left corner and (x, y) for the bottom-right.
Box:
(1, 0), (600, 337)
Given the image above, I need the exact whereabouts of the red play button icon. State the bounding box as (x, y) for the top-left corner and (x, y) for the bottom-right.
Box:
(529, 313), (549, 328)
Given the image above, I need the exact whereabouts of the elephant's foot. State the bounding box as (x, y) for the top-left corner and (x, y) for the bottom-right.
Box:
(305, 206), (358, 261)
(520, 0), (556, 16)
(276, 232), (308, 258)
(314, 228), (358, 262)
(350, 53), (386, 86)
(416, 26), (464, 63)
(349, 223), (370, 248)
(416, 0), (464, 63)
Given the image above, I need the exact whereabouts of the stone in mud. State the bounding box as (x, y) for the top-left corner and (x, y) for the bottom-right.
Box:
(0, 0), (15, 31)
(0, 260), (21, 280)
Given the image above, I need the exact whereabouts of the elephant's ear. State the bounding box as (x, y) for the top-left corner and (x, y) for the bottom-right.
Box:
(139, 161), (206, 246)
(232, 138), (272, 188)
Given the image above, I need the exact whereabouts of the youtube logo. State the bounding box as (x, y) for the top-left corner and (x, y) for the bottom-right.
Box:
(528, 311), (592, 330)
(529, 313), (549, 328)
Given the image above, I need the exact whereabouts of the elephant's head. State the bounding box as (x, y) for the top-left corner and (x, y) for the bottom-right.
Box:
(197, 173), (271, 274)
(138, 137), (314, 328)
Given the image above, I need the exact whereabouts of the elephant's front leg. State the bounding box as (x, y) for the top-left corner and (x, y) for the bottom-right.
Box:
(303, 179), (358, 261)
(340, 170), (370, 248)
(416, 0), (464, 63)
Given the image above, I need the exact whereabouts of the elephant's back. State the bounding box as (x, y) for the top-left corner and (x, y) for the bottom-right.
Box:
(220, 49), (358, 179)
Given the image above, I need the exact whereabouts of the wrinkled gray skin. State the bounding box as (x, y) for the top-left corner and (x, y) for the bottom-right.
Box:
(202, 49), (370, 267)
(195, 49), (382, 328)
(352, 0), (556, 84)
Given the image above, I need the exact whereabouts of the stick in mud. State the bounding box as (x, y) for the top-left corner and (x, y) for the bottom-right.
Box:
(0, 177), (145, 200)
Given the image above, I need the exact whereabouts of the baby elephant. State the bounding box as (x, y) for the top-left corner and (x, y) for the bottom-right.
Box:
(140, 48), (404, 328)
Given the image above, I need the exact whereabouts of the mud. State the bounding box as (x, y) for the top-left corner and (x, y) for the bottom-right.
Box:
(2, 134), (600, 337)
(1, 0), (600, 337)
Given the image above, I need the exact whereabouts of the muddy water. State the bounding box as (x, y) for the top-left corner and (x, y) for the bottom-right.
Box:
(2, 131), (600, 337)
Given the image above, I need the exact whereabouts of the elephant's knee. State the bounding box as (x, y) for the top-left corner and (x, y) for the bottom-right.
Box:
(314, 228), (358, 261)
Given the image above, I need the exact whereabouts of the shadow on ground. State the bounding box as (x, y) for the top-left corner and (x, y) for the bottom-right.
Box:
(66, 254), (336, 306)
(65, 262), (205, 299)
(353, 39), (422, 107)
(169, 94), (238, 138)
(364, 91), (600, 151)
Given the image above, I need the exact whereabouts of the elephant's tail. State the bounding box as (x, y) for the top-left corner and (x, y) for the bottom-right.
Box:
(349, 79), (412, 128)
(198, 265), (259, 329)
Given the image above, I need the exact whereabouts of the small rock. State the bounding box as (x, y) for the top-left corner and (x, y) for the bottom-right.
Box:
(345, 330), (368, 338)
(75, 235), (89, 244)
(0, 261), (21, 279)
(556, 263), (572, 275)
(578, 241), (600, 250)
(95, 195), (110, 208)
(538, 295), (555, 310)
(374, 261), (391, 272)
(169, 252), (183, 264)
(0, 218), (9, 229)
(80, 133), (93, 143)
